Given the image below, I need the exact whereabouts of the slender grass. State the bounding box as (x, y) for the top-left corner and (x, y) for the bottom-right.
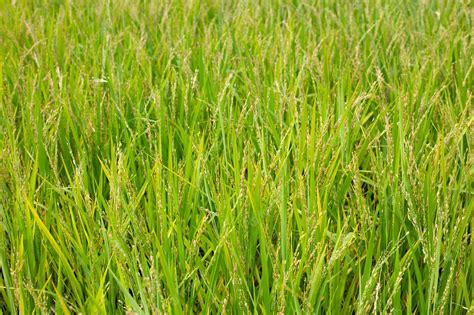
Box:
(0, 0), (472, 313)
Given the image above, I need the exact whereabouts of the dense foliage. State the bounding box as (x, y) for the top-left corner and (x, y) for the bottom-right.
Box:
(0, 0), (472, 313)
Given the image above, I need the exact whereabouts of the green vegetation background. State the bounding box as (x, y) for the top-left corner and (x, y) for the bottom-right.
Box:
(0, 0), (472, 313)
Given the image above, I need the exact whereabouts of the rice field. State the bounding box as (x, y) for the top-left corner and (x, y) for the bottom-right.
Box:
(0, 0), (473, 313)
